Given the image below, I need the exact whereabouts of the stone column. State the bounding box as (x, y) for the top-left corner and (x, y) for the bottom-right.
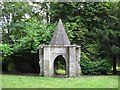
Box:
(69, 46), (76, 77)
(76, 47), (81, 76)
(43, 47), (50, 77)
(39, 47), (43, 76)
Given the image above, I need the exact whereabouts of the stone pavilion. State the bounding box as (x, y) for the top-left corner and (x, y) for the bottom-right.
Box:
(39, 19), (81, 77)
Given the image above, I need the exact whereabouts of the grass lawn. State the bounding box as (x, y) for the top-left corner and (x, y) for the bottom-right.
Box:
(2, 74), (118, 88)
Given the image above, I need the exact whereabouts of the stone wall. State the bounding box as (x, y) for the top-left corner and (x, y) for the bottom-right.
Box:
(39, 45), (81, 77)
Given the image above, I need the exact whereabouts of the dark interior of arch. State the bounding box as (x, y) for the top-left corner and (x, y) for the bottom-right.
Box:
(54, 55), (66, 75)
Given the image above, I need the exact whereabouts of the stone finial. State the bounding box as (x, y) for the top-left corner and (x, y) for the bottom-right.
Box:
(50, 19), (70, 45)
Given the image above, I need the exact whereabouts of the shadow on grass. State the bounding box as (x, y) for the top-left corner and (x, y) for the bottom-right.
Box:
(2, 72), (39, 76)
(2, 69), (120, 78)
(2, 72), (119, 77)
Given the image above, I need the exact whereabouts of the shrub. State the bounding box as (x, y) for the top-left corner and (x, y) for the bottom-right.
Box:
(0, 44), (13, 57)
(55, 69), (66, 75)
(20, 63), (33, 72)
(80, 59), (111, 75)
(7, 62), (34, 73)
(8, 62), (16, 72)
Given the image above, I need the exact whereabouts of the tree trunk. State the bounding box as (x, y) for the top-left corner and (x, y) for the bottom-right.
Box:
(113, 55), (117, 74)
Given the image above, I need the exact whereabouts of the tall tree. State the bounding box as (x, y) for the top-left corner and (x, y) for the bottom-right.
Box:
(50, 2), (120, 74)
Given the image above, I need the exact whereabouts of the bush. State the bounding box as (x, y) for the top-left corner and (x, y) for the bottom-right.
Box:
(8, 62), (16, 72)
(80, 59), (111, 75)
(0, 44), (13, 57)
(2, 59), (9, 72)
(20, 63), (34, 72)
(55, 69), (66, 75)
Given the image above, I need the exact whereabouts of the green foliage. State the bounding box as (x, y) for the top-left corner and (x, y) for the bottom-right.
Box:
(80, 58), (111, 75)
(111, 45), (120, 55)
(54, 56), (66, 72)
(12, 18), (54, 53)
(2, 2), (120, 74)
(2, 2), (33, 23)
(0, 44), (13, 57)
(64, 22), (75, 44)
(55, 61), (65, 70)
(15, 63), (33, 72)
(8, 62), (16, 72)
(81, 52), (90, 61)
(7, 61), (33, 73)
(55, 69), (66, 75)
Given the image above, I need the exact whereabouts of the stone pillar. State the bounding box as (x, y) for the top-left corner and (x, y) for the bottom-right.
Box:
(64, 52), (69, 78)
(69, 46), (76, 77)
(49, 53), (52, 77)
(76, 47), (81, 76)
(43, 47), (51, 77)
(39, 47), (43, 76)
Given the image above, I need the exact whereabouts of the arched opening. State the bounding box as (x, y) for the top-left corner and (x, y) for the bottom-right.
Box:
(54, 55), (66, 77)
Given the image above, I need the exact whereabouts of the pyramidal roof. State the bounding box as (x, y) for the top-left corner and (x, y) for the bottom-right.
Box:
(50, 19), (70, 45)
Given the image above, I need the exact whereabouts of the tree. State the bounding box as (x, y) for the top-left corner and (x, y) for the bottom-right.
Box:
(1, 2), (55, 72)
(50, 2), (120, 74)
(1, 2), (120, 74)
(97, 2), (120, 74)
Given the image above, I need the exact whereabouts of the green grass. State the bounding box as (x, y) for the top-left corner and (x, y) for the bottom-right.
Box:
(2, 74), (118, 88)
(0, 74), (2, 89)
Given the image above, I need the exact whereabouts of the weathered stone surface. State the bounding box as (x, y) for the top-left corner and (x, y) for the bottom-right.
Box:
(76, 47), (81, 76)
(39, 48), (43, 76)
(50, 19), (70, 45)
(39, 19), (81, 78)
(43, 47), (50, 77)
(69, 46), (76, 77)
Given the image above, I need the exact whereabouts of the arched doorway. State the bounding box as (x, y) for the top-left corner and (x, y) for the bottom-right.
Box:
(54, 55), (66, 77)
